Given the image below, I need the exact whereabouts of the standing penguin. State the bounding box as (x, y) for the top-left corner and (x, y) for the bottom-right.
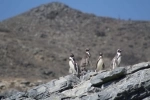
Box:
(96, 53), (105, 72)
(80, 48), (91, 72)
(69, 53), (79, 75)
(110, 49), (122, 69)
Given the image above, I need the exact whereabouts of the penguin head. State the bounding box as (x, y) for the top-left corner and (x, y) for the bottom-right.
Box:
(117, 49), (122, 56)
(69, 53), (74, 60)
(85, 48), (90, 57)
(117, 49), (122, 53)
(70, 53), (74, 57)
(99, 52), (103, 58)
(99, 52), (103, 56)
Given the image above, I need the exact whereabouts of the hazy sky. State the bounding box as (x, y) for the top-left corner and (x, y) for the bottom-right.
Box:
(0, 0), (150, 21)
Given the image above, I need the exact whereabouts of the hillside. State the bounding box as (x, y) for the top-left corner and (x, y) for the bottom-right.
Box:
(0, 2), (150, 81)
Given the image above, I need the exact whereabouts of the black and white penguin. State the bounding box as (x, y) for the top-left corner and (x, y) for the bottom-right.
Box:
(69, 53), (78, 75)
(110, 49), (122, 69)
(96, 53), (105, 72)
(80, 48), (91, 72)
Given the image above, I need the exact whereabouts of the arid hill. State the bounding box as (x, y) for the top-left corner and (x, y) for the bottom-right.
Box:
(0, 2), (150, 81)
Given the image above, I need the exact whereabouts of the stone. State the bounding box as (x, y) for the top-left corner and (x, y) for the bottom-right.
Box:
(90, 67), (126, 86)
(81, 71), (97, 81)
(126, 62), (150, 74)
(88, 68), (150, 100)
(143, 96), (150, 100)
(42, 93), (65, 100)
(1, 90), (25, 100)
(0, 82), (6, 90)
(4, 62), (150, 100)
(62, 80), (93, 97)
(25, 74), (80, 99)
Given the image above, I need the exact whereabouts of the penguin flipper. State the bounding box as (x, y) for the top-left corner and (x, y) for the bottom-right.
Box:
(102, 63), (105, 70)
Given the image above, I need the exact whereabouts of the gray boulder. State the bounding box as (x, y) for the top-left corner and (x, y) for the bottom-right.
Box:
(86, 68), (150, 100)
(62, 80), (93, 97)
(126, 62), (150, 74)
(143, 96), (150, 100)
(26, 74), (80, 99)
(90, 67), (126, 86)
(3, 62), (150, 100)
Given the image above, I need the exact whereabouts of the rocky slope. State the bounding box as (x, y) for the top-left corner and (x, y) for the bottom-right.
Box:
(0, 2), (150, 83)
(1, 62), (150, 100)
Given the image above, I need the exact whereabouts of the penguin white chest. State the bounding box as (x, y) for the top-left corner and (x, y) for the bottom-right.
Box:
(97, 59), (103, 70)
(117, 56), (121, 66)
(69, 61), (75, 70)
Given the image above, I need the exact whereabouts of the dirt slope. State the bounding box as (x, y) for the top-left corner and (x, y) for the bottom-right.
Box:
(0, 2), (150, 80)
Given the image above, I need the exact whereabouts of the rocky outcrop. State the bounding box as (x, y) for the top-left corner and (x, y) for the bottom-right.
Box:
(2, 62), (150, 100)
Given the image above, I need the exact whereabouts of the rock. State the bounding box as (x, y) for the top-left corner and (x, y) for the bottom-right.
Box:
(85, 68), (150, 100)
(4, 62), (150, 100)
(81, 71), (97, 81)
(26, 74), (80, 99)
(90, 67), (126, 86)
(143, 96), (150, 100)
(0, 89), (22, 99)
(42, 93), (65, 100)
(126, 62), (150, 74)
(0, 82), (6, 90)
(62, 80), (93, 97)
(42, 70), (55, 76)
(0, 81), (9, 91)
(20, 80), (31, 86)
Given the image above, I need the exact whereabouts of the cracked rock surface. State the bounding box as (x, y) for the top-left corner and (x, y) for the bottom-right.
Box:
(2, 62), (150, 100)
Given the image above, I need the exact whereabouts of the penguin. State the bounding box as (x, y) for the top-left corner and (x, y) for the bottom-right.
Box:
(110, 49), (122, 69)
(80, 48), (91, 72)
(69, 53), (78, 75)
(96, 53), (105, 72)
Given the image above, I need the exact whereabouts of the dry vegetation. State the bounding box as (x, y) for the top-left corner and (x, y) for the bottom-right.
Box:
(0, 2), (150, 82)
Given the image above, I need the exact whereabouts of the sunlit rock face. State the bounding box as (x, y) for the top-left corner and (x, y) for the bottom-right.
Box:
(2, 62), (150, 100)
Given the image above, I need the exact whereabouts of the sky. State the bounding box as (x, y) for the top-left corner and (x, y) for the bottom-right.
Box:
(0, 0), (150, 21)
